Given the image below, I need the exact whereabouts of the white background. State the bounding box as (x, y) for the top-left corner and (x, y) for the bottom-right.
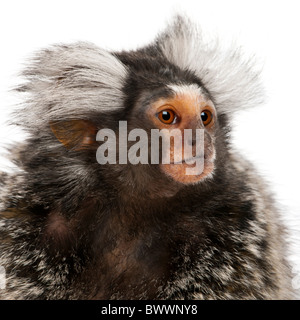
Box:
(0, 0), (299, 278)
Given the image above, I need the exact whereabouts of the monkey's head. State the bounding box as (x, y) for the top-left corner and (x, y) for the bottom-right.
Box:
(15, 16), (264, 202)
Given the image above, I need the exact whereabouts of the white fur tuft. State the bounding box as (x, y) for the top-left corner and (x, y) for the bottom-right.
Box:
(15, 42), (128, 131)
(157, 15), (265, 114)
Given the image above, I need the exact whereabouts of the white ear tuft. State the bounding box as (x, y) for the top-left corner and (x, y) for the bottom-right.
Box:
(157, 15), (265, 114)
(15, 42), (128, 131)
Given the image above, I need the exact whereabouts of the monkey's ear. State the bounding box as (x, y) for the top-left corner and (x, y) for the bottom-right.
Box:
(50, 120), (97, 151)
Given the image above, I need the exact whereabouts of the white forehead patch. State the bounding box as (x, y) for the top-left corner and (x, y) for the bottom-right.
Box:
(168, 84), (203, 98)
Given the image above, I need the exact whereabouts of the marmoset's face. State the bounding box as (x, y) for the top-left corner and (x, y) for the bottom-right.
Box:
(50, 83), (217, 186)
(138, 84), (217, 184)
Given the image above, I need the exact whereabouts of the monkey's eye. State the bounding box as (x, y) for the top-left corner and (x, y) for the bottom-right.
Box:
(201, 110), (213, 126)
(158, 109), (176, 124)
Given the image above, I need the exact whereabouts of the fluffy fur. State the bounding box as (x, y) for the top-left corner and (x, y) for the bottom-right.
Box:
(0, 15), (295, 299)
(157, 16), (265, 113)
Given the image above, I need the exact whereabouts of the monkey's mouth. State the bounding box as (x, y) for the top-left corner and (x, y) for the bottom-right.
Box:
(160, 149), (215, 184)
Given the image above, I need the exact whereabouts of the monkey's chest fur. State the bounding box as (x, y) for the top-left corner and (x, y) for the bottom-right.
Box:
(0, 187), (284, 300)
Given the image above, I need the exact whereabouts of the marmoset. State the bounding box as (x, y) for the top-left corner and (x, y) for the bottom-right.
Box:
(0, 16), (294, 299)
